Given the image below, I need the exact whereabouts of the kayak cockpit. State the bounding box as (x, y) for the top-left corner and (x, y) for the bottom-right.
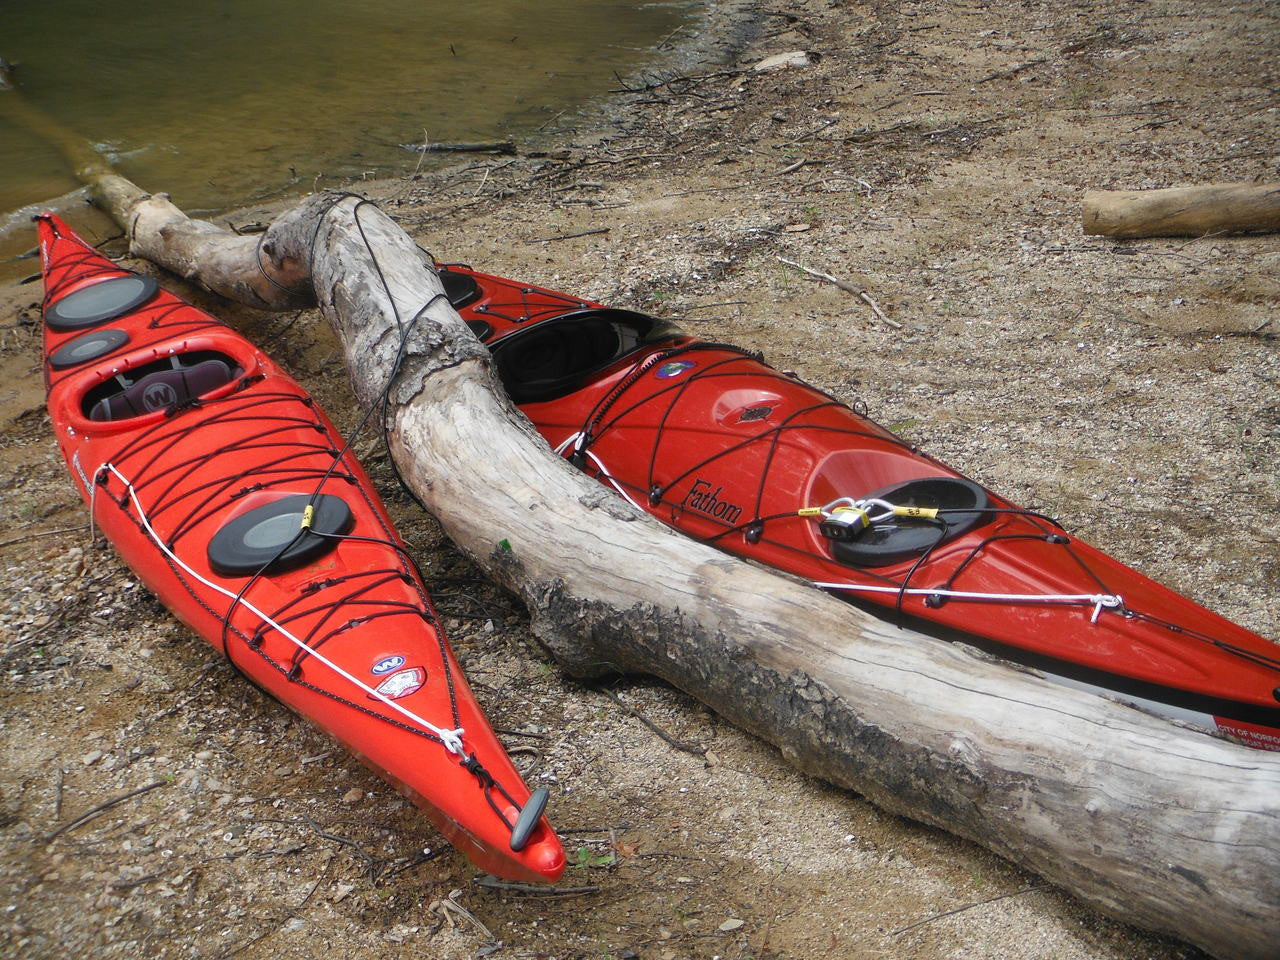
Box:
(488, 308), (683, 403)
(80, 349), (243, 421)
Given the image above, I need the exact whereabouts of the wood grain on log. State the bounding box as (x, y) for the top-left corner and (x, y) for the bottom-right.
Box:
(1082, 182), (1280, 238)
(95, 191), (1280, 960)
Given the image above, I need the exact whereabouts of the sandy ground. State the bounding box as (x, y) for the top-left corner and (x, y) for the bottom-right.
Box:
(1, 1), (1277, 958)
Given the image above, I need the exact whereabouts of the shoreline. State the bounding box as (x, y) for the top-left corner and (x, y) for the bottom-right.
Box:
(1, 2), (1277, 958)
(0, 0), (762, 286)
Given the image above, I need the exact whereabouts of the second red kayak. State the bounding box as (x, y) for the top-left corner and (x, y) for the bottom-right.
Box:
(436, 261), (1280, 752)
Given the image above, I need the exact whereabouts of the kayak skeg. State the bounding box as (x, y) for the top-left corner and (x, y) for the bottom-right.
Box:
(37, 215), (565, 882)
(437, 262), (1280, 752)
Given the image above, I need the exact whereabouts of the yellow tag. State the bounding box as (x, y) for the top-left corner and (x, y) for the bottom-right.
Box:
(893, 505), (938, 519)
(797, 507), (824, 517)
(300, 504), (316, 529)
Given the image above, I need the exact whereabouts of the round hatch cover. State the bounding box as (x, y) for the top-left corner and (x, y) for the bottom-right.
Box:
(208, 493), (354, 577)
(48, 328), (130, 369)
(45, 275), (158, 331)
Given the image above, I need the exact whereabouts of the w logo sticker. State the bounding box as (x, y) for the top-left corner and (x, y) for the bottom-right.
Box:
(142, 381), (178, 410)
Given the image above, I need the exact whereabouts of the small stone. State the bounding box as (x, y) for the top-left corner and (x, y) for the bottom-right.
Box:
(332, 883), (355, 903)
(82, 750), (103, 766)
(753, 50), (813, 73)
(341, 787), (364, 804)
(719, 918), (745, 932)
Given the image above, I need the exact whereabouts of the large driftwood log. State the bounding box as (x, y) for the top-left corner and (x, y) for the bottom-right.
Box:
(1082, 182), (1280, 238)
(79, 189), (1280, 960)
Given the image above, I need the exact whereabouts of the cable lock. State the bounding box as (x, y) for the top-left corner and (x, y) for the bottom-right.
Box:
(805, 496), (943, 543)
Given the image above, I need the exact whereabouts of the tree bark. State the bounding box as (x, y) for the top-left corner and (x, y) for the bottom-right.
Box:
(63, 184), (1280, 960)
(1082, 182), (1280, 238)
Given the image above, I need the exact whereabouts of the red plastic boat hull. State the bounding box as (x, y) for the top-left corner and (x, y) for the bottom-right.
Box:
(37, 217), (565, 882)
(440, 262), (1280, 752)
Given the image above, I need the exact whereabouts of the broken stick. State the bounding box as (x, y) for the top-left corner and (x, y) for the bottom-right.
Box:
(776, 256), (903, 328)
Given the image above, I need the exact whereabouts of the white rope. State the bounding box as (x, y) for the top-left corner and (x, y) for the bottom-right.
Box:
(91, 462), (468, 756)
(547, 448), (1123, 622)
(813, 580), (1123, 622)
(553, 432), (644, 510)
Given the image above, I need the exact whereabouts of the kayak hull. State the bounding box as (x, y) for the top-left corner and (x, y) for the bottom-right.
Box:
(38, 217), (565, 882)
(441, 263), (1280, 752)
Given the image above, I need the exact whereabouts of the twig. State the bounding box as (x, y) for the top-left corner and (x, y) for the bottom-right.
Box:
(429, 889), (494, 940)
(891, 884), (1048, 935)
(46, 779), (169, 841)
(786, 117), (839, 143)
(378, 847), (444, 882)
(529, 227), (610, 244)
(683, 301), (749, 312)
(473, 877), (601, 896)
(977, 58), (1046, 83)
(590, 684), (706, 756)
(535, 109), (566, 132)
(857, 289), (902, 330)
(302, 815), (379, 881)
(775, 257), (904, 329)
(0, 524), (90, 550)
(777, 256), (858, 293)
(403, 140), (516, 155)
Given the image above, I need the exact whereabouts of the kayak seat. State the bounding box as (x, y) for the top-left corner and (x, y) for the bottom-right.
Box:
(828, 477), (992, 568)
(86, 352), (240, 422)
(489, 308), (683, 404)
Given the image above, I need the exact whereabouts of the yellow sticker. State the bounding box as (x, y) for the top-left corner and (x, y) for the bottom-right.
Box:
(892, 505), (938, 519)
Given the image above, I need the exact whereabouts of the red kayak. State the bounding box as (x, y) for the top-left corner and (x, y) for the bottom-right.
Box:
(37, 215), (565, 882)
(437, 262), (1280, 752)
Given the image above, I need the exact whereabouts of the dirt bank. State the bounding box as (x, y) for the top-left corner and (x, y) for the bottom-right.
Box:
(1, 1), (1276, 958)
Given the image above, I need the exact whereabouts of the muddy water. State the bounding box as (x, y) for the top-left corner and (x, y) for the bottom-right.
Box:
(1, 0), (698, 248)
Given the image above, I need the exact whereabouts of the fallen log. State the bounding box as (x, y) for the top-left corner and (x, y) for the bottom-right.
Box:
(80, 190), (1279, 960)
(1082, 182), (1280, 238)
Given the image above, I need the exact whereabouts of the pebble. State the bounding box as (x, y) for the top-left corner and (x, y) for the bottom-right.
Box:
(341, 787), (363, 804)
(719, 919), (745, 932)
(81, 749), (103, 766)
